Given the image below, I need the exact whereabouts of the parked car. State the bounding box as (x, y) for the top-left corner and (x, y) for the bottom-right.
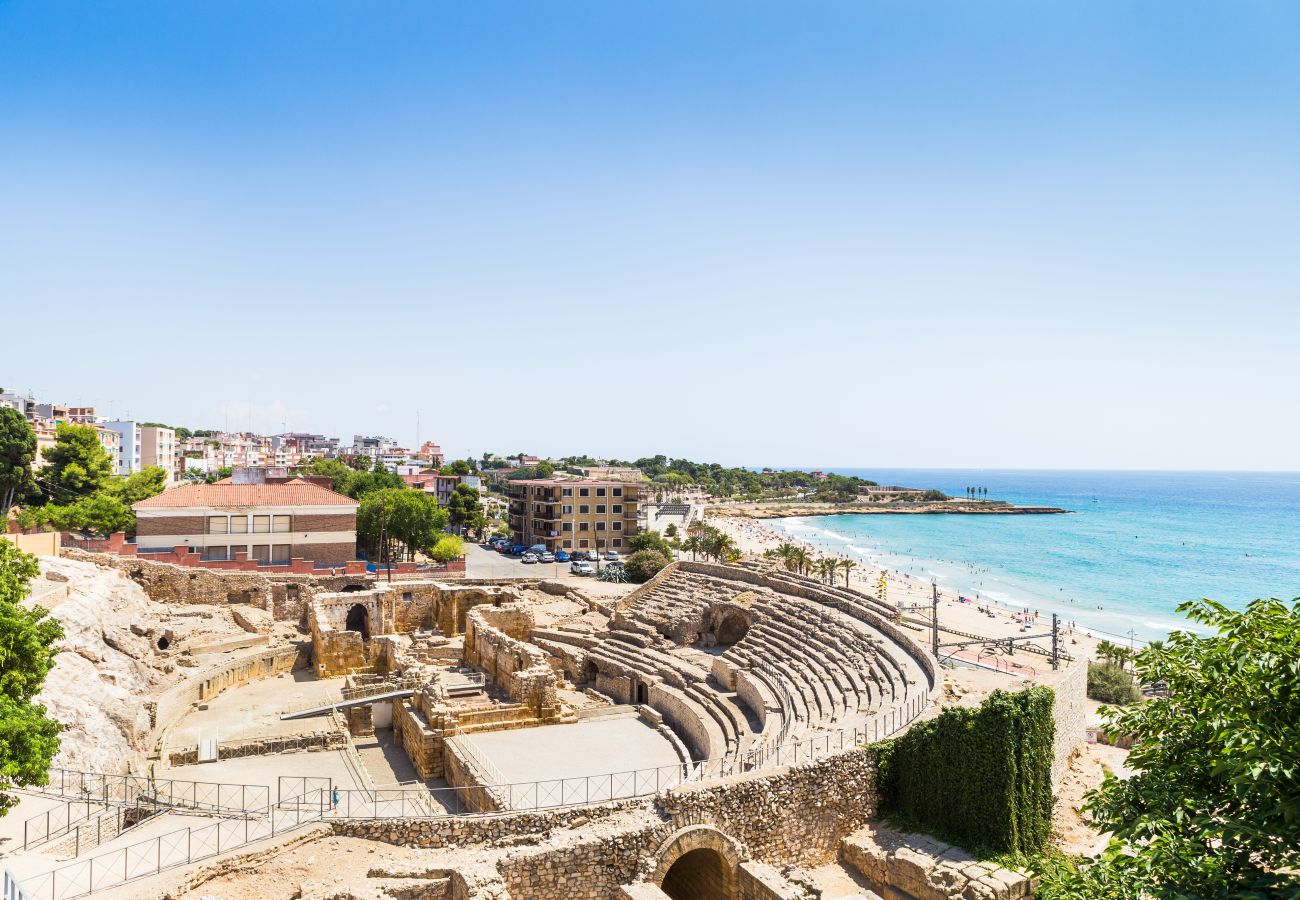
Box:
(495, 541), (512, 553)
(570, 561), (594, 576)
(509, 544), (528, 555)
(554, 550), (571, 562)
(604, 550), (620, 561)
(539, 552), (555, 563)
(585, 550), (600, 562)
(528, 544), (548, 556)
(605, 559), (625, 570)
(521, 553), (538, 564)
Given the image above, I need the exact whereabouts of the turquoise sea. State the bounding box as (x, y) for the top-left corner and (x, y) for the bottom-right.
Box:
(764, 469), (1300, 642)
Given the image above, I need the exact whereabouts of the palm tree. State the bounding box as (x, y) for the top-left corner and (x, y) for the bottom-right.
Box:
(818, 558), (838, 583)
(839, 559), (857, 587)
(682, 534), (703, 561)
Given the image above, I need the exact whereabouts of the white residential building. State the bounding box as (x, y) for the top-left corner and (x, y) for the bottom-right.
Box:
(102, 420), (142, 475)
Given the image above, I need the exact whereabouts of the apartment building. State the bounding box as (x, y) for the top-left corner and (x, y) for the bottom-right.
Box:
(507, 479), (641, 553)
(140, 425), (178, 482)
(132, 477), (358, 565)
(102, 420), (142, 475)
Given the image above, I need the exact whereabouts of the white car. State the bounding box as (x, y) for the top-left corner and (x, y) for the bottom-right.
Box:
(570, 561), (594, 576)
(539, 552), (555, 563)
(521, 553), (538, 564)
(604, 550), (620, 561)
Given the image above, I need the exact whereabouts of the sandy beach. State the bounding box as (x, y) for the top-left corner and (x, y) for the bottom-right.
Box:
(707, 513), (1109, 672)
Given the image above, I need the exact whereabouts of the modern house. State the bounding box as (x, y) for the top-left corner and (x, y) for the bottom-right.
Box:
(132, 477), (359, 565)
(507, 479), (642, 553)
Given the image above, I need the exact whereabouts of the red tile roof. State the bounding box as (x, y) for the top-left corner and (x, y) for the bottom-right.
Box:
(133, 479), (358, 510)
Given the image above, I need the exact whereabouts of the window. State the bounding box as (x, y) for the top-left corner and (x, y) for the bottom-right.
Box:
(252, 515), (270, 534)
(402, 591), (413, 601)
(562, 505), (572, 514)
(251, 544), (271, 563)
(563, 540), (572, 548)
(612, 488), (623, 496)
(201, 545), (229, 561)
(596, 487), (606, 497)
(579, 505), (589, 514)
(597, 522), (607, 531)
(562, 523), (573, 532)
(562, 488), (572, 497)
(272, 515), (291, 533)
(596, 504), (606, 514)
(613, 538), (623, 547)
(612, 504), (622, 513)
(208, 516), (228, 534)
(579, 488), (589, 497)
(613, 522), (622, 531)
(579, 522), (589, 531)
(228, 516), (248, 534)
(579, 539), (589, 548)
(271, 544), (291, 564)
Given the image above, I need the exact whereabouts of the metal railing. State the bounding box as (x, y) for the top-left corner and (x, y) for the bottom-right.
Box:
(20, 771), (270, 817)
(7, 691), (931, 898)
(329, 689), (931, 819)
(446, 733), (508, 787)
(277, 676), (422, 718)
(8, 791), (329, 900)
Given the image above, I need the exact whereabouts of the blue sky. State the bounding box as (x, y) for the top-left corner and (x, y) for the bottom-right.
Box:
(3, 2), (1298, 469)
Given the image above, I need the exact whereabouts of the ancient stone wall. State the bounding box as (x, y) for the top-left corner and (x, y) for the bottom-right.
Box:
(463, 604), (561, 719)
(62, 548), (371, 623)
(1043, 660), (1088, 791)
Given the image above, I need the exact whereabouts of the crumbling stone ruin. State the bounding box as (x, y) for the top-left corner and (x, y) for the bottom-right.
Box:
(11, 551), (1085, 900)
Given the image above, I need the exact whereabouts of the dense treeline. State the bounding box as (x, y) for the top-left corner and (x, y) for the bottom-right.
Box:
(556, 454), (877, 501)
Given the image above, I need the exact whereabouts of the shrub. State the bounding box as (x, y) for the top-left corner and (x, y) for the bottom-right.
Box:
(628, 531), (674, 559)
(624, 550), (670, 583)
(598, 565), (629, 583)
(1087, 660), (1140, 705)
(427, 534), (465, 563)
(875, 686), (1055, 856)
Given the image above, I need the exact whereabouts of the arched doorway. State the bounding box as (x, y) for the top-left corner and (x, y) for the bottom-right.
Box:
(714, 612), (750, 646)
(345, 604), (370, 641)
(660, 847), (730, 899)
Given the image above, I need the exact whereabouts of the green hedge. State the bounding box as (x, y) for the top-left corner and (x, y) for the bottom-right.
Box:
(875, 686), (1055, 856)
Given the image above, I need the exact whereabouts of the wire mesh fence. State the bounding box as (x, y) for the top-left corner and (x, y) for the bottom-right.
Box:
(23, 770), (270, 817)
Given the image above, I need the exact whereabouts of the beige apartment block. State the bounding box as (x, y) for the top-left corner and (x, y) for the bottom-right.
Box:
(141, 424), (178, 481)
(508, 479), (641, 552)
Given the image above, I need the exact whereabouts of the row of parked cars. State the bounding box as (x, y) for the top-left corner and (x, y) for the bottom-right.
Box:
(484, 537), (621, 575)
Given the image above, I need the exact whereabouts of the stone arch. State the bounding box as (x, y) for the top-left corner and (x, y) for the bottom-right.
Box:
(714, 610), (751, 646)
(345, 603), (371, 641)
(652, 826), (746, 899)
(583, 658), (599, 685)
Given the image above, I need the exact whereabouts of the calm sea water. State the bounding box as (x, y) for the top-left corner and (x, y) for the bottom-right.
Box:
(765, 469), (1300, 642)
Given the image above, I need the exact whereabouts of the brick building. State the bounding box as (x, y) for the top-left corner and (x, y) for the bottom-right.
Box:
(507, 479), (642, 553)
(132, 479), (359, 565)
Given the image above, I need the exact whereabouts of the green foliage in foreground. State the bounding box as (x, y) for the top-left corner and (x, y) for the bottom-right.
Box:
(426, 534), (465, 563)
(0, 542), (64, 813)
(875, 687), (1055, 857)
(624, 550), (670, 583)
(1087, 660), (1141, 706)
(1039, 598), (1300, 899)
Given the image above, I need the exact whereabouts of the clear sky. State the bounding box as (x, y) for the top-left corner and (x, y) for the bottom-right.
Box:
(3, 2), (1298, 470)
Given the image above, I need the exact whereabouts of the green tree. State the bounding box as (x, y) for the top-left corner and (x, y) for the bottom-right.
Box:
(441, 459), (473, 476)
(0, 541), (64, 812)
(106, 466), (168, 506)
(839, 558), (858, 587)
(664, 523), (678, 538)
(37, 424), (112, 498)
(624, 549), (670, 583)
(1041, 598), (1300, 898)
(628, 531), (674, 559)
(445, 483), (482, 531)
(0, 408), (38, 513)
(357, 488), (448, 562)
(21, 494), (135, 536)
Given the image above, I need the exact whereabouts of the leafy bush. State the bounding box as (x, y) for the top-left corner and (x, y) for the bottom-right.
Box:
(627, 531), (674, 559)
(427, 534), (465, 563)
(624, 550), (670, 583)
(1087, 660), (1140, 705)
(875, 687), (1055, 856)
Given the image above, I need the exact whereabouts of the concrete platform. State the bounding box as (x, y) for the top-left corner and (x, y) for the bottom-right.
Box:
(464, 717), (681, 784)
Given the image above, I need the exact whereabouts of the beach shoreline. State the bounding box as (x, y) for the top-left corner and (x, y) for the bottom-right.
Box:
(708, 500), (1070, 519)
(706, 513), (1115, 669)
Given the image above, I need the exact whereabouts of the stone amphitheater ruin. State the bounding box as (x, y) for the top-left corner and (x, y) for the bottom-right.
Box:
(2, 549), (1085, 900)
